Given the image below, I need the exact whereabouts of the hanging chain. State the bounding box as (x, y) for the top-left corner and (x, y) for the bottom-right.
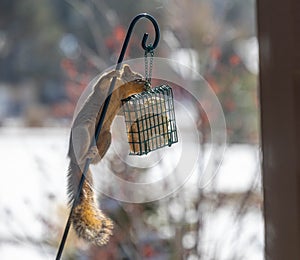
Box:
(144, 47), (154, 91)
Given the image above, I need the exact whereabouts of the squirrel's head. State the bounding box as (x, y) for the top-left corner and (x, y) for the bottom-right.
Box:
(117, 64), (146, 99)
(121, 64), (143, 83)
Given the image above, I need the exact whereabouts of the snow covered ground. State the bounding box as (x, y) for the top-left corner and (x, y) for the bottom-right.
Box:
(0, 127), (263, 259)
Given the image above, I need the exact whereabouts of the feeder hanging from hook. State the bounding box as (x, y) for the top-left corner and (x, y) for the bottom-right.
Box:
(55, 13), (163, 260)
(121, 27), (178, 156)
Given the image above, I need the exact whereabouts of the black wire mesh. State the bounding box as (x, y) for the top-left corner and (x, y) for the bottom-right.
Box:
(122, 85), (178, 155)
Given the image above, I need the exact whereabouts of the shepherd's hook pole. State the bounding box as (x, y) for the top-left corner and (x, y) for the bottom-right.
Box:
(55, 13), (160, 260)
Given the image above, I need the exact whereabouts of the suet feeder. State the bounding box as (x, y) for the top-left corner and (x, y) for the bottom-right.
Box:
(122, 85), (178, 155)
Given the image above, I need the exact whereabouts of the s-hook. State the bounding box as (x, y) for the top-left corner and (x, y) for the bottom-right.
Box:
(55, 13), (160, 260)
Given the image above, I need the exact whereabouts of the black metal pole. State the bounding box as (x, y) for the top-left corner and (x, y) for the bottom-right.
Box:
(55, 13), (160, 260)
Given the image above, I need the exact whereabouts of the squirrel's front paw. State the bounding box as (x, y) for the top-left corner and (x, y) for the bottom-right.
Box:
(114, 69), (121, 79)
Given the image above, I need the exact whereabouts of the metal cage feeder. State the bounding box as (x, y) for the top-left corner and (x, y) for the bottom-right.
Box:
(122, 85), (178, 155)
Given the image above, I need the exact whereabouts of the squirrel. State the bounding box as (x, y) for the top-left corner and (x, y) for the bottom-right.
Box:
(67, 64), (146, 246)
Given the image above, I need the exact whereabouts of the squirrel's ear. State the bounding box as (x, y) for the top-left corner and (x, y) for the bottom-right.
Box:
(123, 64), (132, 76)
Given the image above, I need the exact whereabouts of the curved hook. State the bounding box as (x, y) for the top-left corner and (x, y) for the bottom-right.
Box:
(116, 13), (160, 68)
(140, 14), (160, 51)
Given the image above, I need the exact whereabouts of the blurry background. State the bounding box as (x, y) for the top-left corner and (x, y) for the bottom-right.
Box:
(0, 0), (262, 259)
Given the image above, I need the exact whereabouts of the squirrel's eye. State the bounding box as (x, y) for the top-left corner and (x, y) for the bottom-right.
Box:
(134, 79), (145, 84)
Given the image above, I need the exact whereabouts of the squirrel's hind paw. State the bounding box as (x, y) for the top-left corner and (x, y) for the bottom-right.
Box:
(86, 146), (101, 164)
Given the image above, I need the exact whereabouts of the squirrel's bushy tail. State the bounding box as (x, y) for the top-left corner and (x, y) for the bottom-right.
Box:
(67, 162), (113, 246)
